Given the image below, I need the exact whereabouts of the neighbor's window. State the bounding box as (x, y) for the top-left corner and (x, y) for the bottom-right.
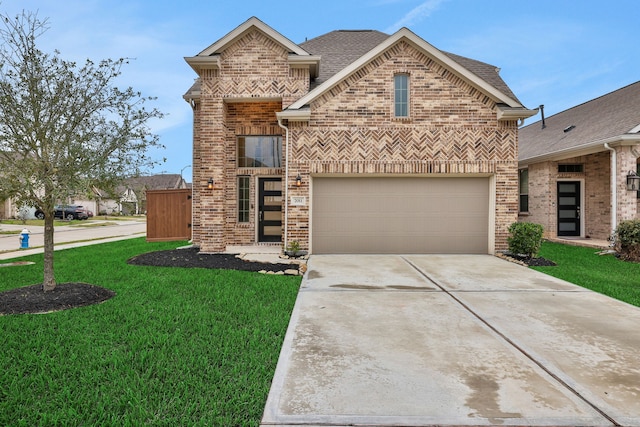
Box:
(394, 74), (409, 117)
(237, 136), (282, 168)
(637, 163), (640, 199)
(519, 169), (529, 212)
(238, 176), (250, 223)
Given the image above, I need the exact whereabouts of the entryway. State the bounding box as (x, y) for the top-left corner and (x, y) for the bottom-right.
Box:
(557, 181), (581, 236)
(258, 178), (282, 243)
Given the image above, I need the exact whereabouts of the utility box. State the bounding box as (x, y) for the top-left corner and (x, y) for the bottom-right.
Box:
(146, 189), (192, 242)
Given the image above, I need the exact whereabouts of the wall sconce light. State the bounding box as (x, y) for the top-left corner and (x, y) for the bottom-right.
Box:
(295, 174), (302, 187)
(207, 178), (214, 190)
(626, 171), (640, 191)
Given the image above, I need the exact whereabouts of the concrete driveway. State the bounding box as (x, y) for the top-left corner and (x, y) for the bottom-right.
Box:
(261, 255), (640, 427)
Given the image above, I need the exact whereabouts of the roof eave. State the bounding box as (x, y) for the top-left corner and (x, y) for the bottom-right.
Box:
(496, 105), (539, 122)
(276, 108), (311, 122)
(184, 56), (220, 73)
(183, 89), (200, 103)
(289, 54), (321, 79)
(519, 134), (640, 166)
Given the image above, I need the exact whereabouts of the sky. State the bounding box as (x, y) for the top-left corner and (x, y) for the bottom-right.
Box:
(2, 0), (638, 182)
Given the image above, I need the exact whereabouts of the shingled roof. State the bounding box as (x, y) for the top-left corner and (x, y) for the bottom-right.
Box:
(299, 30), (390, 89)
(519, 81), (640, 162)
(298, 29), (519, 102)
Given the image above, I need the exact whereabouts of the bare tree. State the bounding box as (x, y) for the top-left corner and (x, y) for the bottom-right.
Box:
(0, 10), (164, 291)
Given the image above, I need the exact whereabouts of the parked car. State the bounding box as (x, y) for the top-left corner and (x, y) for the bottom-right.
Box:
(34, 205), (89, 220)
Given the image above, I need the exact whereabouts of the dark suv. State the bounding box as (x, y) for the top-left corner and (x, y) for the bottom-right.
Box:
(35, 205), (89, 220)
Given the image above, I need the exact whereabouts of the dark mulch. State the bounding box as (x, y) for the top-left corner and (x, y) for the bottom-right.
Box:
(0, 282), (116, 315)
(126, 246), (294, 272)
(1, 247), (296, 315)
(504, 253), (557, 267)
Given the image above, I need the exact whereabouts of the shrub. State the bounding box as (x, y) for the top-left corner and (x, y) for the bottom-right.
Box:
(507, 222), (544, 258)
(613, 219), (640, 262)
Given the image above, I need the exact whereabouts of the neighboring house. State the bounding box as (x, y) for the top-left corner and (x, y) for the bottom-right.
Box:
(518, 81), (640, 241)
(183, 17), (536, 254)
(0, 174), (188, 219)
(0, 197), (17, 220)
(58, 174), (189, 217)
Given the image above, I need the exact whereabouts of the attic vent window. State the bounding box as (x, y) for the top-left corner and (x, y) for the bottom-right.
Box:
(563, 125), (576, 133)
(558, 164), (584, 173)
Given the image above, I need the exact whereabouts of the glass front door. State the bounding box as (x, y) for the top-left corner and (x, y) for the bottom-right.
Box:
(557, 181), (580, 236)
(258, 178), (282, 242)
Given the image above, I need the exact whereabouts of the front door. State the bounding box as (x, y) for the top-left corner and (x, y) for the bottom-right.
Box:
(258, 178), (282, 242)
(557, 181), (581, 236)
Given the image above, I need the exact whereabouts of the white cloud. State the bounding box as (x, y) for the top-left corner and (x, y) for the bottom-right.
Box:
(384, 0), (449, 33)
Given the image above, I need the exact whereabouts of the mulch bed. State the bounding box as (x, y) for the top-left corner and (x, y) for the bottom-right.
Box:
(0, 283), (116, 315)
(0, 247), (296, 316)
(500, 253), (557, 267)
(126, 247), (294, 272)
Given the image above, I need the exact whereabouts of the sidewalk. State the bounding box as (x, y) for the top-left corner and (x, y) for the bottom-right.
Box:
(0, 220), (147, 260)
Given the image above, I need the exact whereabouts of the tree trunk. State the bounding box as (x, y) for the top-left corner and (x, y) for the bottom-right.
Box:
(42, 213), (56, 292)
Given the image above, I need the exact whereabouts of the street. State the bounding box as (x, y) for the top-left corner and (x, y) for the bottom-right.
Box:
(0, 219), (147, 260)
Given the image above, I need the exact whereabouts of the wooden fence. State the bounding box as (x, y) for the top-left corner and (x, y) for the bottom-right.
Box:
(146, 189), (192, 242)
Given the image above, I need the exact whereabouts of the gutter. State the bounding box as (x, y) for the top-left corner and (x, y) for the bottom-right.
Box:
(277, 117), (290, 249)
(604, 142), (617, 234)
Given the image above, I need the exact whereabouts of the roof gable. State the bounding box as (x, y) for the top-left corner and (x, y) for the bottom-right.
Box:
(198, 16), (309, 57)
(519, 81), (640, 163)
(286, 27), (523, 112)
(185, 17), (320, 77)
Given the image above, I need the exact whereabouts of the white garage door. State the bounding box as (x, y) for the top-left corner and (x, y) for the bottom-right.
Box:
(312, 177), (490, 254)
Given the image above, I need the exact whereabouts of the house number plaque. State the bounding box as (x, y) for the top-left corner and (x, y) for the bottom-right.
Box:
(290, 196), (306, 206)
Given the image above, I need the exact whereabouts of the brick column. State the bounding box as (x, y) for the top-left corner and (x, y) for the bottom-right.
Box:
(617, 146), (639, 225)
(197, 95), (227, 253)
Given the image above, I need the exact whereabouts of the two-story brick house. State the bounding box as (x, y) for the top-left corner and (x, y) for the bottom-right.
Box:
(184, 17), (536, 254)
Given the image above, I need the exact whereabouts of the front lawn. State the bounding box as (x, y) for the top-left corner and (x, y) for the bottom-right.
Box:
(0, 238), (301, 426)
(533, 241), (640, 307)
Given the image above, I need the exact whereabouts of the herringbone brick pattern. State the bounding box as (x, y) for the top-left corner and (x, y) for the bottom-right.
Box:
(292, 128), (515, 164)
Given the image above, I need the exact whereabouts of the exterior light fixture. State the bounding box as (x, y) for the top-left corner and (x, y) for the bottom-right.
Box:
(207, 178), (214, 190)
(626, 171), (640, 191)
(295, 174), (302, 187)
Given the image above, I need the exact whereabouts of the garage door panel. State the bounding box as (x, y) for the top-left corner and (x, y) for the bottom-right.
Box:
(312, 177), (489, 254)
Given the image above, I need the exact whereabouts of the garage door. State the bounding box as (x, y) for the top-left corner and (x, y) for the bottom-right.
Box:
(312, 177), (490, 254)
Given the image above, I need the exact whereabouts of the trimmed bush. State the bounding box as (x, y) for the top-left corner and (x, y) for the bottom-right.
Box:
(508, 222), (544, 258)
(613, 219), (640, 262)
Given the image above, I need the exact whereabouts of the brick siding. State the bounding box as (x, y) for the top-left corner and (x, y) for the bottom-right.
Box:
(191, 30), (519, 253)
(522, 148), (638, 240)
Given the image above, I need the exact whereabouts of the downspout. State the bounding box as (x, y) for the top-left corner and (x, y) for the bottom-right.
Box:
(604, 142), (617, 234)
(277, 117), (289, 249)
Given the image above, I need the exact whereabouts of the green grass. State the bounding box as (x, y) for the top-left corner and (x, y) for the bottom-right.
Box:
(0, 238), (301, 426)
(533, 241), (640, 307)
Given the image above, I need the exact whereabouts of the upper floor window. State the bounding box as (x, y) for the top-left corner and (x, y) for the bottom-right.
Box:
(394, 74), (409, 117)
(237, 136), (282, 168)
(519, 169), (529, 212)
